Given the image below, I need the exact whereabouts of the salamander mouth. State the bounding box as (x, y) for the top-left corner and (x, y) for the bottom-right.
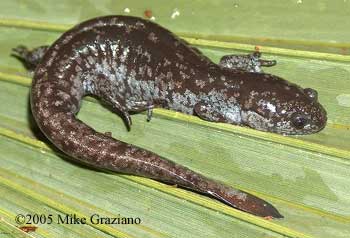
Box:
(240, 110), (271, 132)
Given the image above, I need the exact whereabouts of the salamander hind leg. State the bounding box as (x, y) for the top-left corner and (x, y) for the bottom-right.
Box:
(104, 96), (133, 131)
(219, 51), (276, 73)
(12, 45), (49, 71)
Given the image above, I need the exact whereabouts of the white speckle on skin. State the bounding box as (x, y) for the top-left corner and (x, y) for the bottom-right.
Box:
(304, 124), (311, 130)
(266, 102), (276, 113)
(236, 192), (247, 201)
(120, 47), (129, 62)
(54, 100), (63, 106)
(148, 32), (158, 43)
(110, 43), (118, 58)
(336, 94), (350, 107)
(195, 79), (206, 88)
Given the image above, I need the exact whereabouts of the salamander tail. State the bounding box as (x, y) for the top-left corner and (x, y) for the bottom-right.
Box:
(208, 188), (283, 219)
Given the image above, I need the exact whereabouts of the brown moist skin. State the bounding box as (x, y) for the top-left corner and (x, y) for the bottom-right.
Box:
(28, 15), (326, 218)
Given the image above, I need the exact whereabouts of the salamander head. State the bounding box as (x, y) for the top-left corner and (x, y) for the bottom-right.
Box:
(194, 73), (327, 135)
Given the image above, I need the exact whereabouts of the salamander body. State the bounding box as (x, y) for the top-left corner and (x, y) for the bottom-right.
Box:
(14, 15), (327, 218)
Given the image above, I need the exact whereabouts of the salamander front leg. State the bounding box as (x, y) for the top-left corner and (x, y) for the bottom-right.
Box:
(127, 101), (155, 122)
(128, 98), (170, 122)
(12, 45), (49, 71)
(219, 51), (276, 73)
(146, 106), (154, 122)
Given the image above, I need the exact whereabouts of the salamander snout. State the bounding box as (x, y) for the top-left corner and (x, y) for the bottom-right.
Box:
(289, 102), (327, 134)
(286, 87), (327, 134)
(272, 90), (327, 135)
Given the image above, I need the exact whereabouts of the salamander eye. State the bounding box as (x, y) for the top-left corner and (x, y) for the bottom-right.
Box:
(304, 88), (318, 101)
(291, 114), (308, 129)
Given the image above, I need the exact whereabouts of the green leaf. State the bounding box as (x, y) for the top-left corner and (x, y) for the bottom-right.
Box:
(0, 1), (349, 238)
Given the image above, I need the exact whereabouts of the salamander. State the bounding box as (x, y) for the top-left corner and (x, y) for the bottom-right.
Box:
(13, 15), (327, 218)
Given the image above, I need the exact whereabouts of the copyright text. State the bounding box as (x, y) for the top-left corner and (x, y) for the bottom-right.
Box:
(15, 213), (142, 225)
